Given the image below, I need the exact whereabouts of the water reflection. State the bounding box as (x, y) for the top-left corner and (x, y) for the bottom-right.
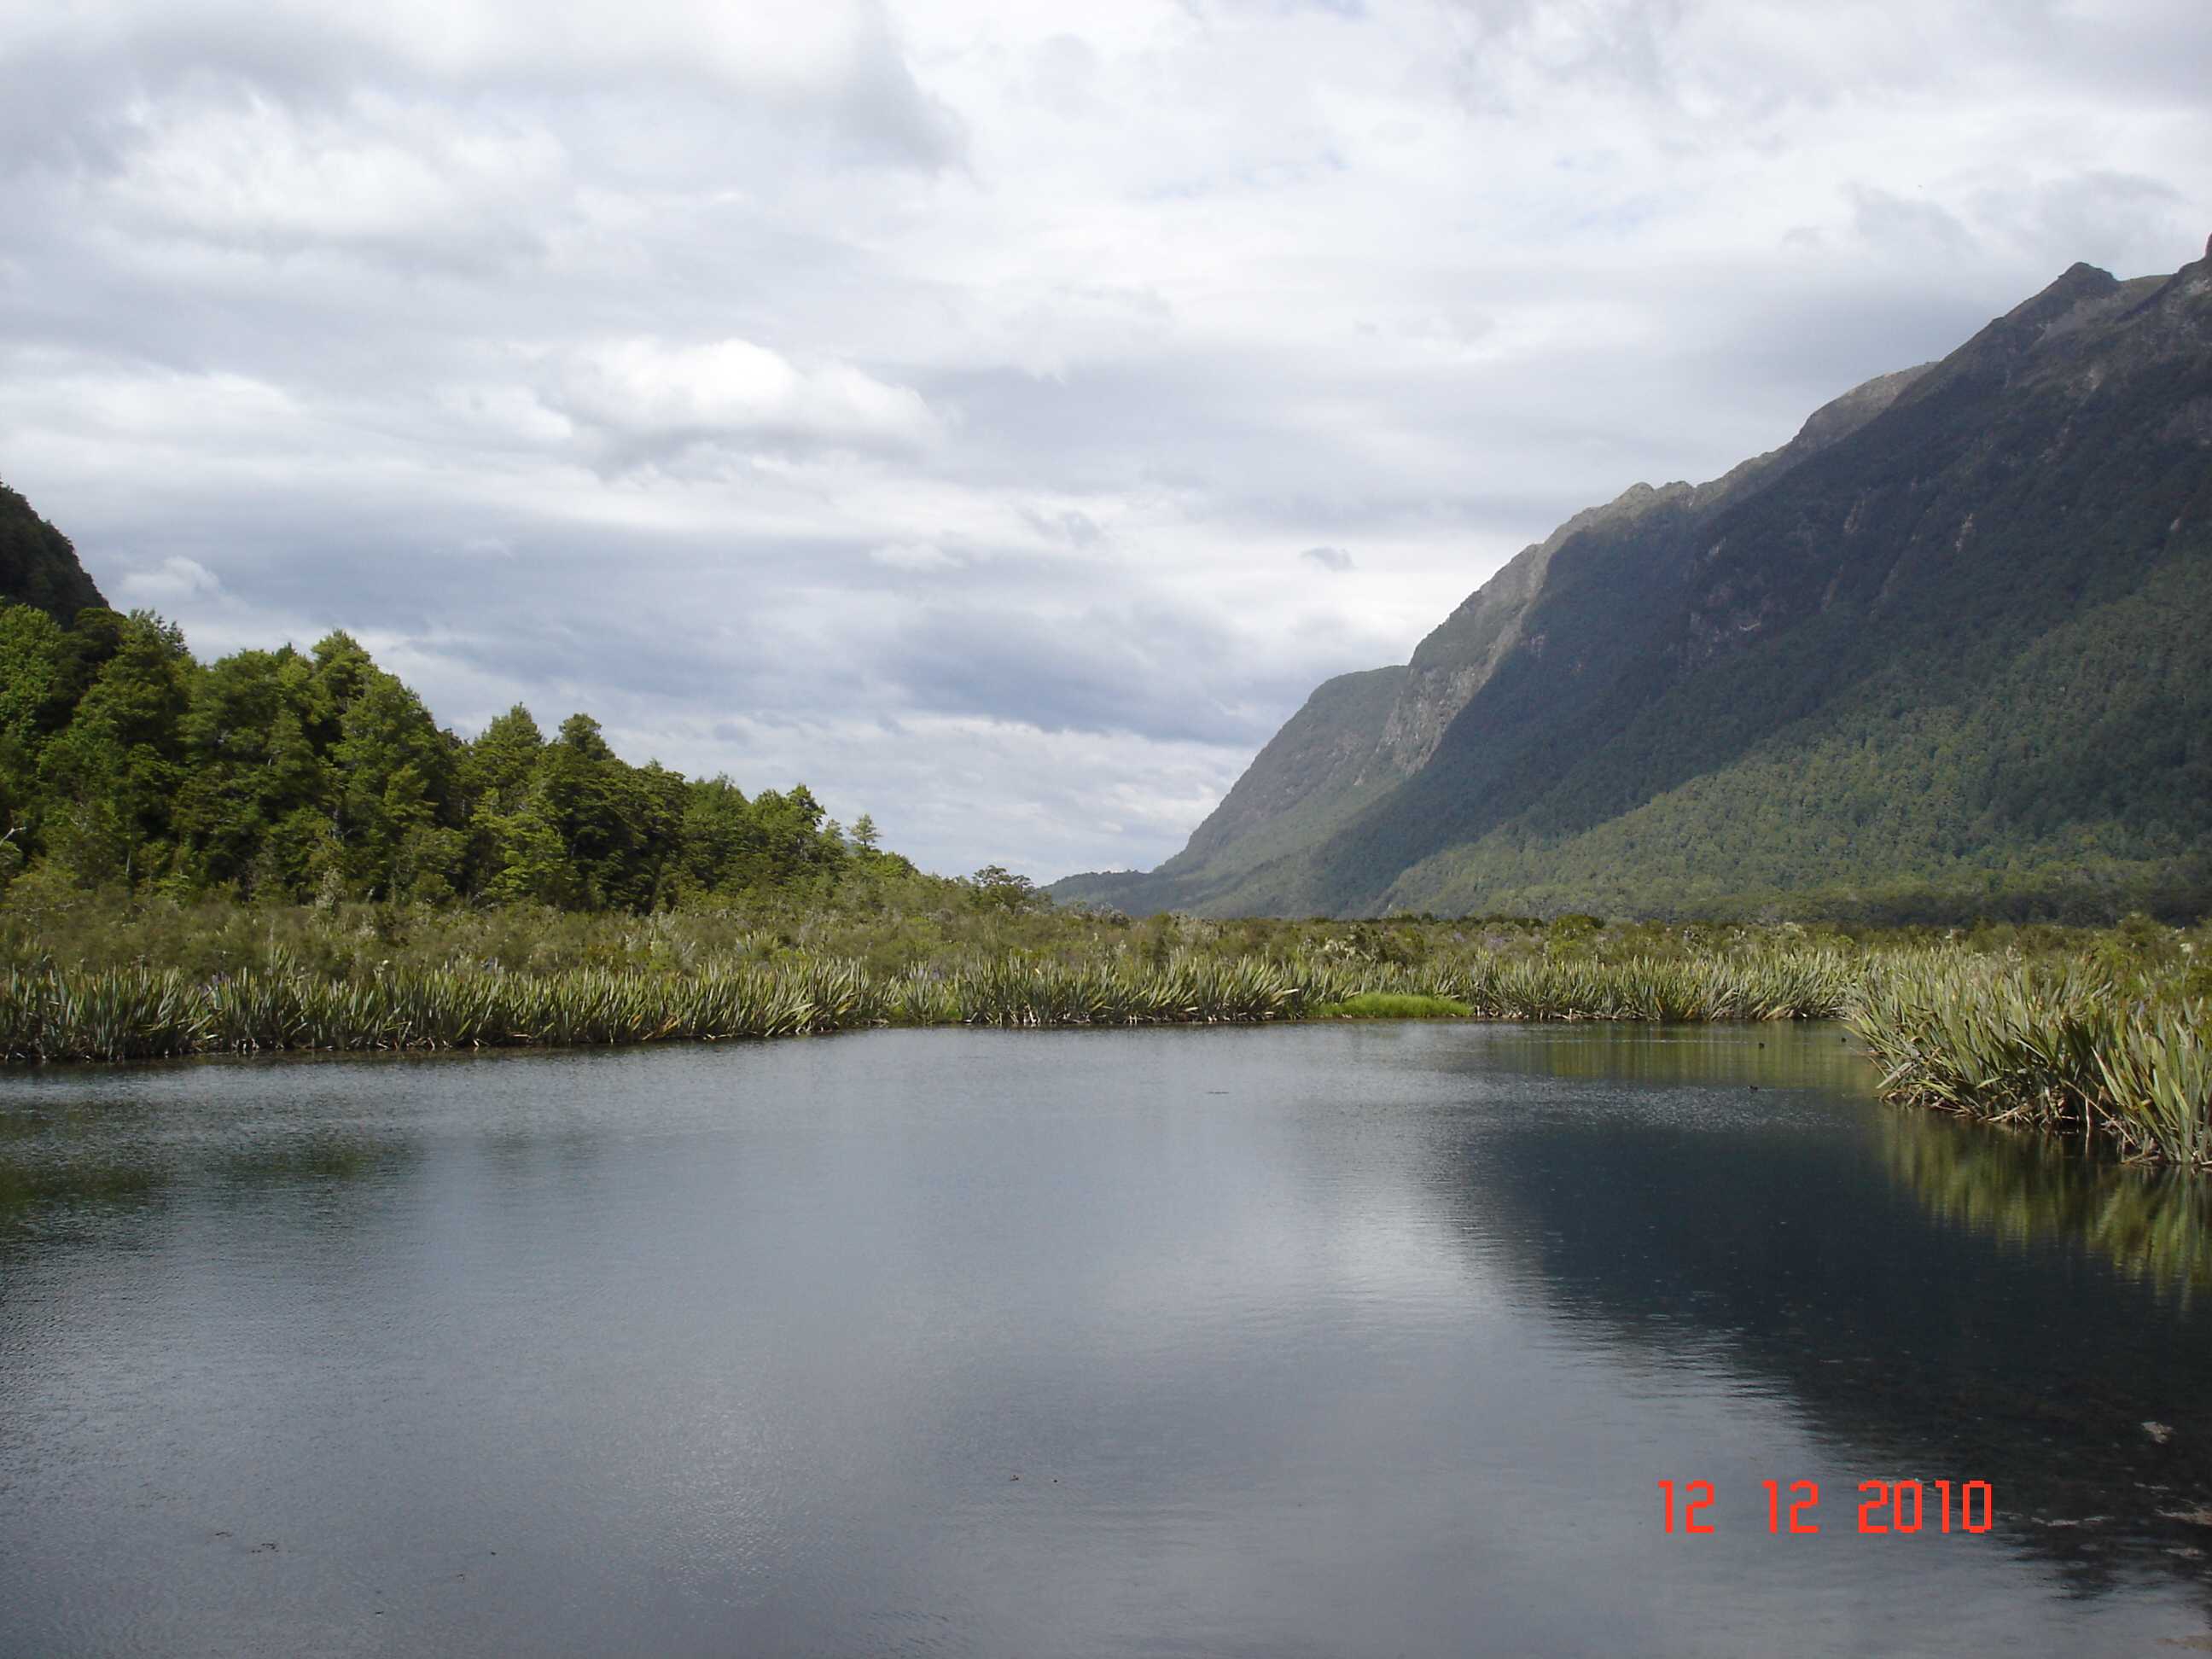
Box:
(1880, 1105), (2212, 1299)
(1468, 1019), (1874, 1091)
(3, 1029), (2212, 1657)
(0, 1109), (412, 1216)
(1439, 1024), (2212, 1599)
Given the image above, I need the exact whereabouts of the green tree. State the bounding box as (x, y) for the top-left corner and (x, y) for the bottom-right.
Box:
(969, 864), (1039, 912)
(0, 598), (924, 912)
(464, 705), (546, 812)
(332, 669), (457, 901)
(674, 774), (759, 897)
(37, 612), (194, 887)
(483, 780), (583, 908)
(0, 603), (73, 754)
(0, 605), (73, 863)
(749, 784), (847, 895)
(173, 645), (333, 896)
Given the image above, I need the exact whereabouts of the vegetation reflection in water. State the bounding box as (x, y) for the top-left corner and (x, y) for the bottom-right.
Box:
(1443, 1025), (2212, 1605)
(1880, 1105), (2212, 1301)
(1488, 1022), (2212, 1294)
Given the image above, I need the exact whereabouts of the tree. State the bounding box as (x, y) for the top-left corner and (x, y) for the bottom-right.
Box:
(332, 667), (457, 900)
(173, 645), (331, 896)
(463, 705), (545, 813)
(482, 781), (582, 908)
(750, 784), (847, 895)
(969, 864), (1040, 911)
(674, 774), (758, 897)
(0, 604), (73, 754)
(538, 713), (637, 908)
(457, 705), (549, 899)
(37, 612), (193, 886)
(0, 605), (73, 860)
(0, 596), (929, 911)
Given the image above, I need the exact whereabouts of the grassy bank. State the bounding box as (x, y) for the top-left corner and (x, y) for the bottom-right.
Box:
(1848, 954), (2210, 1168)
(0, 946), (1849, 1062)
(1, 890), (2206, 1167)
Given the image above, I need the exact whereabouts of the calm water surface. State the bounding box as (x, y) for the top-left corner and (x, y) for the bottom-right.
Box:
(4, 1022), (2212, 1656)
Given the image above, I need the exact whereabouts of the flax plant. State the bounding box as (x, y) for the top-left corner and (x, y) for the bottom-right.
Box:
(1848, 955), (2210, 1167)
(6, 920), (2208, 1173)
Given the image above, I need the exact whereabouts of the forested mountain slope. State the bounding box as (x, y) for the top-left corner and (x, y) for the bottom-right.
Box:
(0, 480), (106, 622)
(1054, 242), (2212, 922)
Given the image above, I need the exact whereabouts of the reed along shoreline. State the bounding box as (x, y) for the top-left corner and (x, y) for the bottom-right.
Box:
(3, 927), (2204, 1169)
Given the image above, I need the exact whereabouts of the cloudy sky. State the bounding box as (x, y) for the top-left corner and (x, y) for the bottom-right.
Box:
(2, 1), (2206, 879)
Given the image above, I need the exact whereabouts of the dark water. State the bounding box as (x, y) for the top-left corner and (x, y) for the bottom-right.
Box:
(4, 1023), (2212, 1657)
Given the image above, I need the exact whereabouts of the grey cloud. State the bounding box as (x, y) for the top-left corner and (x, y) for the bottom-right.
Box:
(0, 3), (963, 179)
(1848, 185), (1976, 259)
(2009, 171), (2193, 278)
(877, 601), (1296, 748)
(1223, 0), (1370, 16)
(542, 339), (946, 470)
(1019, 506), (1103, 548)
(1441, 0), (1686, 112)
(806, 6), (967, 171)
(1300, 544), (1353, 572)
(1970, 0), (2212, 109)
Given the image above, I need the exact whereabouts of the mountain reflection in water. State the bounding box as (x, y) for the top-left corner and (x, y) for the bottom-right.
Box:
(3, 1027), (2211, 1656)
(1448, 1023), (2212, 1599)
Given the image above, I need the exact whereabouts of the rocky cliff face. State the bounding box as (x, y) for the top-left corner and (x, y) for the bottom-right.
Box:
(1053, 241), (2212, 921)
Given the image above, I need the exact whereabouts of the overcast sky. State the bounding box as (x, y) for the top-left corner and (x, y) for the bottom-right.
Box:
(2, 1), (2206, 879)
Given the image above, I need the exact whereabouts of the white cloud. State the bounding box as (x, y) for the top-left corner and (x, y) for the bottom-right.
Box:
(547, 338), (944, 460)
(105, 94), (566, 258)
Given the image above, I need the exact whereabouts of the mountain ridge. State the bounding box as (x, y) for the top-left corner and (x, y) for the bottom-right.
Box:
(1054, 243), (2212, 922)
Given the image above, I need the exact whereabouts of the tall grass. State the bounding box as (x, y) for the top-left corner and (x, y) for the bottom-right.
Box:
(0, 944), (1858, 1065)
(1848, 954), (2211, 1168)
(3, 912), (2206, 1171)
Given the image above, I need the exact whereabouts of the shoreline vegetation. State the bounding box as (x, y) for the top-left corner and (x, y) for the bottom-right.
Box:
(2, 892), (2205, 1168)
(3, 595), (2205, 1162)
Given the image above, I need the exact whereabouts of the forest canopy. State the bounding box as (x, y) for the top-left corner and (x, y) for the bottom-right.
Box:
(0, 601), (934, 911)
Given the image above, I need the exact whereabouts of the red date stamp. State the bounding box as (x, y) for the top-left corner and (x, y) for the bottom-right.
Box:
(1658, 1479), (1993, 1535)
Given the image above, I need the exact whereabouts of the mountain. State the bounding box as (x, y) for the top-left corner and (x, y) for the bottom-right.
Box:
(1055, 241), (2212, 923)
(0, 480), (107, 622)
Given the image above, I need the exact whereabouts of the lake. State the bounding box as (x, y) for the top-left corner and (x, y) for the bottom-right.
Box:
(3, 1022), (2210, 1656)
